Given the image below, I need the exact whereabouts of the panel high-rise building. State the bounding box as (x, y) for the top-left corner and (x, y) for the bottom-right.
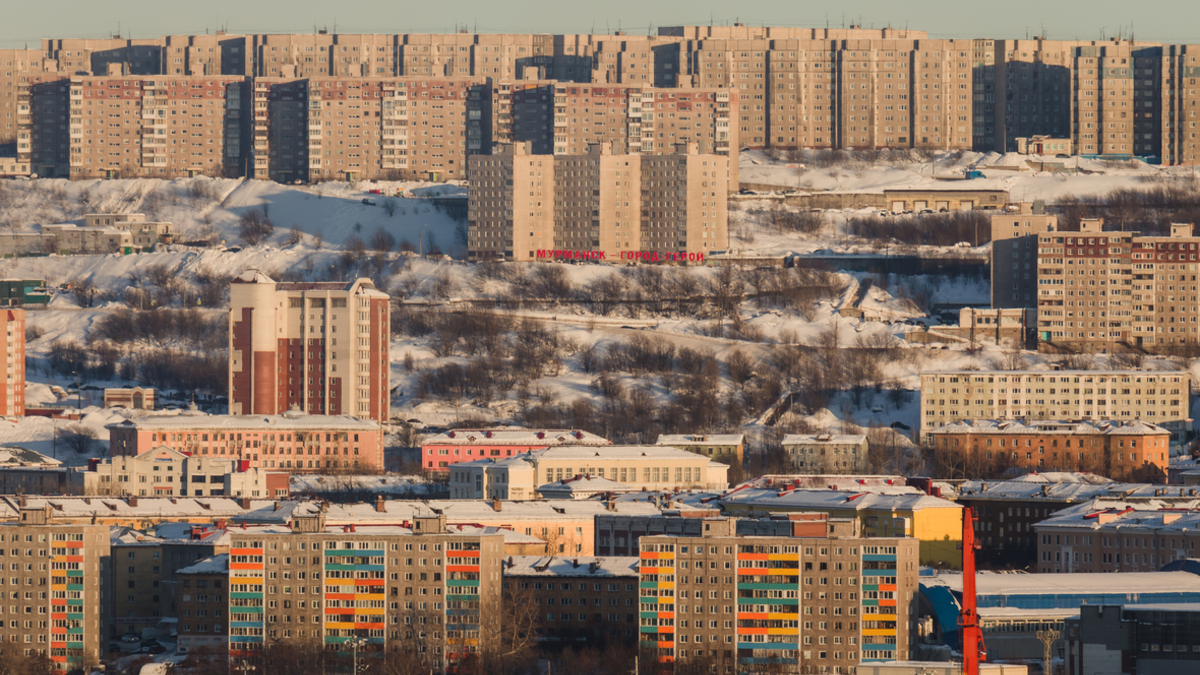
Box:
(990, 203), (1058, 309)
(468, 142), (727, 262)
(637, 517), (919, 671)
(228, 271), (390, 425)
(0, 308), (25, 418)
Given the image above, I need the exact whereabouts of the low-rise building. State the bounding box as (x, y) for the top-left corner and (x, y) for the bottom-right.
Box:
(920, 569), (1200, 662)
(535, 475), (637, 500)
(105, 410), (385, 473)
(501, 555), (639, 649)
(781, 434), (869, 474)
(639, 517), (920, 671)
(883, 188), (1009, 212)
(656, 433), (744, 464)
(449, 445), (729, 500)
(1015, 136), (1073, 155)
(103, 387), (157, 410)
(421, 428), (610, 474)
(1065, 603), (1200, 675)
(1033, 503), (1200, 573)
(82, 448), (290, 498)
(912, 308), (1037, 349)
(926, 419), (1172, 481)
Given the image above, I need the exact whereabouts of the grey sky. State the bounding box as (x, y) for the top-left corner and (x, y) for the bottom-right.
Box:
(2, 0), (1195, 47)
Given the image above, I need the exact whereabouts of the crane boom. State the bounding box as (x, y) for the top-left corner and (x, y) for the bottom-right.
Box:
(958, 506), (986, 675)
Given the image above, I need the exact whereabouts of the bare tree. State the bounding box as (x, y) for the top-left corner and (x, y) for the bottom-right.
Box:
(237, 208), (275, 245)
(60, 424), (100, 455)
(68, 277), (98, 308)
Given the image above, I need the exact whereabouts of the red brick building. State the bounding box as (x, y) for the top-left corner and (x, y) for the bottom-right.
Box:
(927, 419), (1171, 481)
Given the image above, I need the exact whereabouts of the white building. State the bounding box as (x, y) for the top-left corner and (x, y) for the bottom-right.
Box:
(83, 447), (288, 498)
(449, 445), (729, 500)
(781, 434), (870, 474)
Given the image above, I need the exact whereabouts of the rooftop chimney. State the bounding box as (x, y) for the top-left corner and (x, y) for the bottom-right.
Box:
(492, 496), (502, 513)
(238, 497), (253, 510)
(127, 497), (138, 507)
(375, 495), (386, 513)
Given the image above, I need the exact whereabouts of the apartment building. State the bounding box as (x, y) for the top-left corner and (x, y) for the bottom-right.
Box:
(638, 517), (919, 671)
(656, 434), (745, 464)
(106, 410), (383, 473)
(927, 419), (1172, 481)
(1037, 220), (1200, 353)
(83, 448), (290, 498)
(421, 428), (610, 474)
(175, 553), (229, 656)
(1065, 604), (1200, 675)
(918, 369), (1192, 442)
(229, 271), (390, 425)
(449, 445), (729, 500)
(991, 203), (1058, 309)
(595, 513), (816, 557)
(62, 75), (248, 179)
(0, 308), (24, 418)
(467, 141), (727, 262)
(227, 514), (503, 671)
(953, 475), (1200, 570)
(1035, 506), (1200, 573)
(781, 434), (869, 474)
(0, 516), (110, 672)
(501, 555), (639, 648)
(501, 83), (739, 189)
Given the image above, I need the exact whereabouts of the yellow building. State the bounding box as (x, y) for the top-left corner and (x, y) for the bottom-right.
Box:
(719, 487), (963, 568)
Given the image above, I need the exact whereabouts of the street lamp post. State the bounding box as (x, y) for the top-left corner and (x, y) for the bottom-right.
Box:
(347, 635), (369, 675)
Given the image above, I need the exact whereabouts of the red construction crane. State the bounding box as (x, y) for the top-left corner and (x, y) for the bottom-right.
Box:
(959, 506), (987, 675)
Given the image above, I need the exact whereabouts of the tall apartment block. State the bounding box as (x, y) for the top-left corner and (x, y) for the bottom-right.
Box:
(990, 203), (1058, 309)
(638, 517), (918, 671)
(0, 308), (24, 418)
(1037, 220), (1200, 352)
(228, 271), (390, 425)
(12, 29), (1200, 167)
(0, 515), (110, 672)
(919, 369), (1193, 442)
(468, 142), (727, 262)
(500, 83), (739, 190)
(48, 75), (248, 180)
(228, 515), (502, 671)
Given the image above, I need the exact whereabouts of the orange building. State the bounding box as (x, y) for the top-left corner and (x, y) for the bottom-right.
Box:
(926, 419), (1171, 481)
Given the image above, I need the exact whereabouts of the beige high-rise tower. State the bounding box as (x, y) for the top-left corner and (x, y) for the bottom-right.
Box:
(228, 271), (390, 424)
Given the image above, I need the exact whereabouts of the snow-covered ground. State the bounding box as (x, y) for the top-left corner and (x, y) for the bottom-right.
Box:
(0, 153), (1194, 468)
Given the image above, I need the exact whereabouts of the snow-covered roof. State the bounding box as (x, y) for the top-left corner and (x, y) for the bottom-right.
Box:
(720, 487), (959, 511)
(231, 498), (665, 526)
(954, 476), (1186, 503)
(424, 428), (610, 446)
(781, 434), (867, 445)
(105, 410), (380, 431)
(656, 434), (744, 446)
(502, 555), (640, 578)
(0, 446), (62, 466)
(926, 570), (1200, 596)
(177, 553), (229, 575)
(737, 475), (908, 491)
(602, 490), (724, 510)
(922, 368), (1187, 378)
(1035, 503), (1200, 532)
(110, 526), (166, 546)
(537, 475), (636, 494)
(926, 419), (1170, 436)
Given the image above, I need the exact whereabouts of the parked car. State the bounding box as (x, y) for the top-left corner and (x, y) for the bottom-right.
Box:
(361, 198), (376, 206)
(120, 633), (140, 644)
(139, 643), (166, 655)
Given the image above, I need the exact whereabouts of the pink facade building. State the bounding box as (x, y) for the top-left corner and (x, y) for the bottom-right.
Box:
(420, 428), (610, 472)
(106, 409), (384, 473)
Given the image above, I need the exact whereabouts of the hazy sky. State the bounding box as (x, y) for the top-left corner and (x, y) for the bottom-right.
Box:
(2, 0), (1195, 47)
